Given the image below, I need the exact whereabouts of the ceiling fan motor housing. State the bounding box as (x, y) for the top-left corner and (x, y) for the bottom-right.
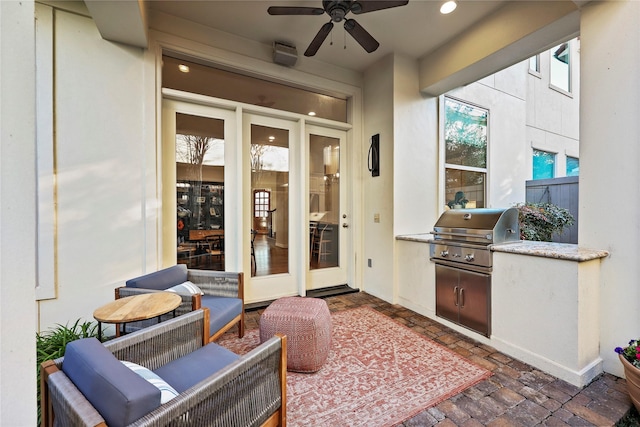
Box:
(324, 0), (351, 22)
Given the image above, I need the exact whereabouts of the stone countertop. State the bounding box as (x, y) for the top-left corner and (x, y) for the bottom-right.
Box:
(396, 234), (609, 262)
(491, 241), (609, 262)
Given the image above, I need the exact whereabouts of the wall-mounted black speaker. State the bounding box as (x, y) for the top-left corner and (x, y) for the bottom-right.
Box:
(368, 134), (380, 177)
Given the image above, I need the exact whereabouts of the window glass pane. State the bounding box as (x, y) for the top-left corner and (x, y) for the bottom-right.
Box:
(445, 169), (485, 209)
(550, 42), (570, 92)
(175, 113), (225, 271)
(444, 98), (488, 168)
(566, 156), (579, 177)
(533, 149), (555, 180)
(529, 55), (539, 72)
(163, 55), (347, 122)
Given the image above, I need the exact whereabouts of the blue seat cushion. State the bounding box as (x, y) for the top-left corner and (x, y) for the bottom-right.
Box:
(154, 343), (239, 393)
(62, 338), (160, 427)
(126, 265), (188, 290)
(201, 296), (243, 334)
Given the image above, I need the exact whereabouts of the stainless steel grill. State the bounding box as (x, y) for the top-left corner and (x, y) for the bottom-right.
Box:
(429, 207), (519, 337)
(430, 207), (519, 272)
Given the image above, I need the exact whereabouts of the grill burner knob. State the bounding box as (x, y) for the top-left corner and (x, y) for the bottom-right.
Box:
(465, 254), (475, 262)
(440, 250), (449, 257)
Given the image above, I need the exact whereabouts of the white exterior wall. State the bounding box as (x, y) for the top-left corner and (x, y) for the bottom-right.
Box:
(580, 1), (640, 377)
(0, 1), (37, 425)
(36, 6), (157, 333)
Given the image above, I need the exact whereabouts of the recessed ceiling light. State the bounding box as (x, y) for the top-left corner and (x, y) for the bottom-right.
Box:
(308, 111), (316, 116)
(440, 0), (457, 14)
(178, 64), (190, 73)
(268, 136), (275, 141)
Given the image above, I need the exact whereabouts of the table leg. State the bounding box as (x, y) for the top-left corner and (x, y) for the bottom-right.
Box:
(97, 322), (103, 342)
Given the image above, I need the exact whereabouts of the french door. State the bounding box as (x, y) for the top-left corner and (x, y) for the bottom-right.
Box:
(162, 96), (351, 302)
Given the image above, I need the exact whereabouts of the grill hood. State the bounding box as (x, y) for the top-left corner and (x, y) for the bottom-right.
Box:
(432, 207), (520, 245)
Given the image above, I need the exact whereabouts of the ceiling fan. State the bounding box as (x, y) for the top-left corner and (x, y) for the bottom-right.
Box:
(268, 0), (409, 57)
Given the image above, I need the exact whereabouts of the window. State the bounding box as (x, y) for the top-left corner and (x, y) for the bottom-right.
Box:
(550, 42), (571, 93)
(443, 97), (488, 209)
(254, 190), (271, 219)
(566, 156), (579, 177)
(529, 54), (540, 73)
(532, 149), (555, 180)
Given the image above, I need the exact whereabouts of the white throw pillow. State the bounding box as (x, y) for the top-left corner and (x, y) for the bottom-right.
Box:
(165, 281), (204, 295)
(121, 361), (179, 404)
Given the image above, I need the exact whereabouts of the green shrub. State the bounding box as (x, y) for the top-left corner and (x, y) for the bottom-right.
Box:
(37, 320), (98, 424)
(515, 202), (575, 242)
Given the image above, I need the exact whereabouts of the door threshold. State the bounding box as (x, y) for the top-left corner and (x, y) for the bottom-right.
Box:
(245, 285), (359, 311)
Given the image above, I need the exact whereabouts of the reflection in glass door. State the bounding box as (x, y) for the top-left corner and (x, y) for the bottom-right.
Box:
(309, 135), (340, 270)
(175, 113), (226, 271)
(251, 124), (289, 277)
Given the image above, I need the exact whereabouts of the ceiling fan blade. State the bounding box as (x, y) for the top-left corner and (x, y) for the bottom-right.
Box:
(344, 19), (379, 53)
(304, 22), (334, 57)
(350, 0), (409, 14)
(267, 6), (325, 15)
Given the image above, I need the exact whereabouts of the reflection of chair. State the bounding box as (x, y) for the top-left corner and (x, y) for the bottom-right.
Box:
(312, 223), (331, 262)
(309, 221), (318, 257)
(205, 235), (224, 268)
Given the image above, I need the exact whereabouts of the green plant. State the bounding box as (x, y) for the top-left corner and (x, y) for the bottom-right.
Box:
(514, 202), (575, 241)
(616, 339), (640, 369)
(36, 319), (98, 424)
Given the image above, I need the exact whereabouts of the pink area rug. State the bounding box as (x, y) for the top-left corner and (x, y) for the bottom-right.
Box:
(218, 306), (492, 427)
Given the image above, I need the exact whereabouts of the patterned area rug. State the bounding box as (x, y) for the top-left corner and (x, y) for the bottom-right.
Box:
(218, 306), (492, 427)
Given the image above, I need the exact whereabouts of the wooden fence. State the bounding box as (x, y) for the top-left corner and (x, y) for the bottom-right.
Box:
(525, 176), (579, 244)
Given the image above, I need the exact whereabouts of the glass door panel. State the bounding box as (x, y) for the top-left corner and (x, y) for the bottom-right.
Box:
(309, 135), (340, 269)
(175, 113), (225, 271)
(307, 126), (349, 290)
(251, 124), (289, 277)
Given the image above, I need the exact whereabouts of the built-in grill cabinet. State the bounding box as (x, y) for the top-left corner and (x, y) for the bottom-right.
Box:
(430, 208), (519, 337)
(435, 264), (491, 336)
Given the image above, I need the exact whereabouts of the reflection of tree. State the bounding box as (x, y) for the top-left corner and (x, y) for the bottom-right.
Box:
(177, 134), (213, 229)
(250, 143), (268, 188)
(444, 100), (487, 168)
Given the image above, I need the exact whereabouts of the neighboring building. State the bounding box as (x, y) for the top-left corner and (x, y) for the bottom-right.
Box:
(441, 38), (580, 212)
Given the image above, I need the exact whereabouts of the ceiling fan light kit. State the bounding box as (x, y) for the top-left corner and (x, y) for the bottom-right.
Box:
(268, 0), (409, 57)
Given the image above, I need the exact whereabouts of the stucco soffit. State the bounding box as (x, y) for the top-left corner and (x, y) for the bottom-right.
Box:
(84, 0), (148, 48)
(418, 1), (580, 96)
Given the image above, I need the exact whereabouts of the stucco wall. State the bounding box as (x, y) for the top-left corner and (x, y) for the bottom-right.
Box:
(37, 6), (156, 332)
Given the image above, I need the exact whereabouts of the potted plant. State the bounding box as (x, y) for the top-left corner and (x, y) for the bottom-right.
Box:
(616, 339), (640, 412)
(447, 191), (468, 209)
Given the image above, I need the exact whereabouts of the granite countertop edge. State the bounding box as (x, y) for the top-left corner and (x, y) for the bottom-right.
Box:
(396, 234), (609, 262)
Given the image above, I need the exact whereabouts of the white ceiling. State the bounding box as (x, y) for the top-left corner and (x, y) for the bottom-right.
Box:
(146, 0), (509, 73)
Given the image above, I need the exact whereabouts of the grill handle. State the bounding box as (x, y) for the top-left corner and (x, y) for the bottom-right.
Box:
(433, 231), (492, 240)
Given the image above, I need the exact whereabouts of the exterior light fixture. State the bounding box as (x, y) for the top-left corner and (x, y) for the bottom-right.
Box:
(178, 64), (190, 73)
(440, 0), (457, 14)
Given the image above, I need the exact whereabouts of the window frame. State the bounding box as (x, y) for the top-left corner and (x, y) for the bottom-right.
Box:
(549, 41), (572, 95)
(532, 149), (557, 180)
(440, 96), (489, 210)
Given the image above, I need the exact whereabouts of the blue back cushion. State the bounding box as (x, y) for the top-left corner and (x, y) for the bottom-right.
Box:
(62, 338), (160, 427)
(126, 264), (188, 290)
(154, 343), (239, 393)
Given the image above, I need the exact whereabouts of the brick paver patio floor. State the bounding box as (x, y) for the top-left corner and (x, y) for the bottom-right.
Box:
(234, 291), (632, 426)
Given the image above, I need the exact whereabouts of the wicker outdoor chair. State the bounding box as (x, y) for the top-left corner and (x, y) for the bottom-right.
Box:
(116, 265), (244, 342)
(40, 309), (286, 427)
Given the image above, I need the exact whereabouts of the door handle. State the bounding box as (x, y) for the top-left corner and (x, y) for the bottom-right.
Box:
(342, 223), (349, 228)
(453, 286), (458, 307)
(459, 288), (465, 308)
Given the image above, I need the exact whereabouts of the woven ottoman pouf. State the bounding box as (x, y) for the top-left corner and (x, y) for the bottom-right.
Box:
(259, 296), (331, 373)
